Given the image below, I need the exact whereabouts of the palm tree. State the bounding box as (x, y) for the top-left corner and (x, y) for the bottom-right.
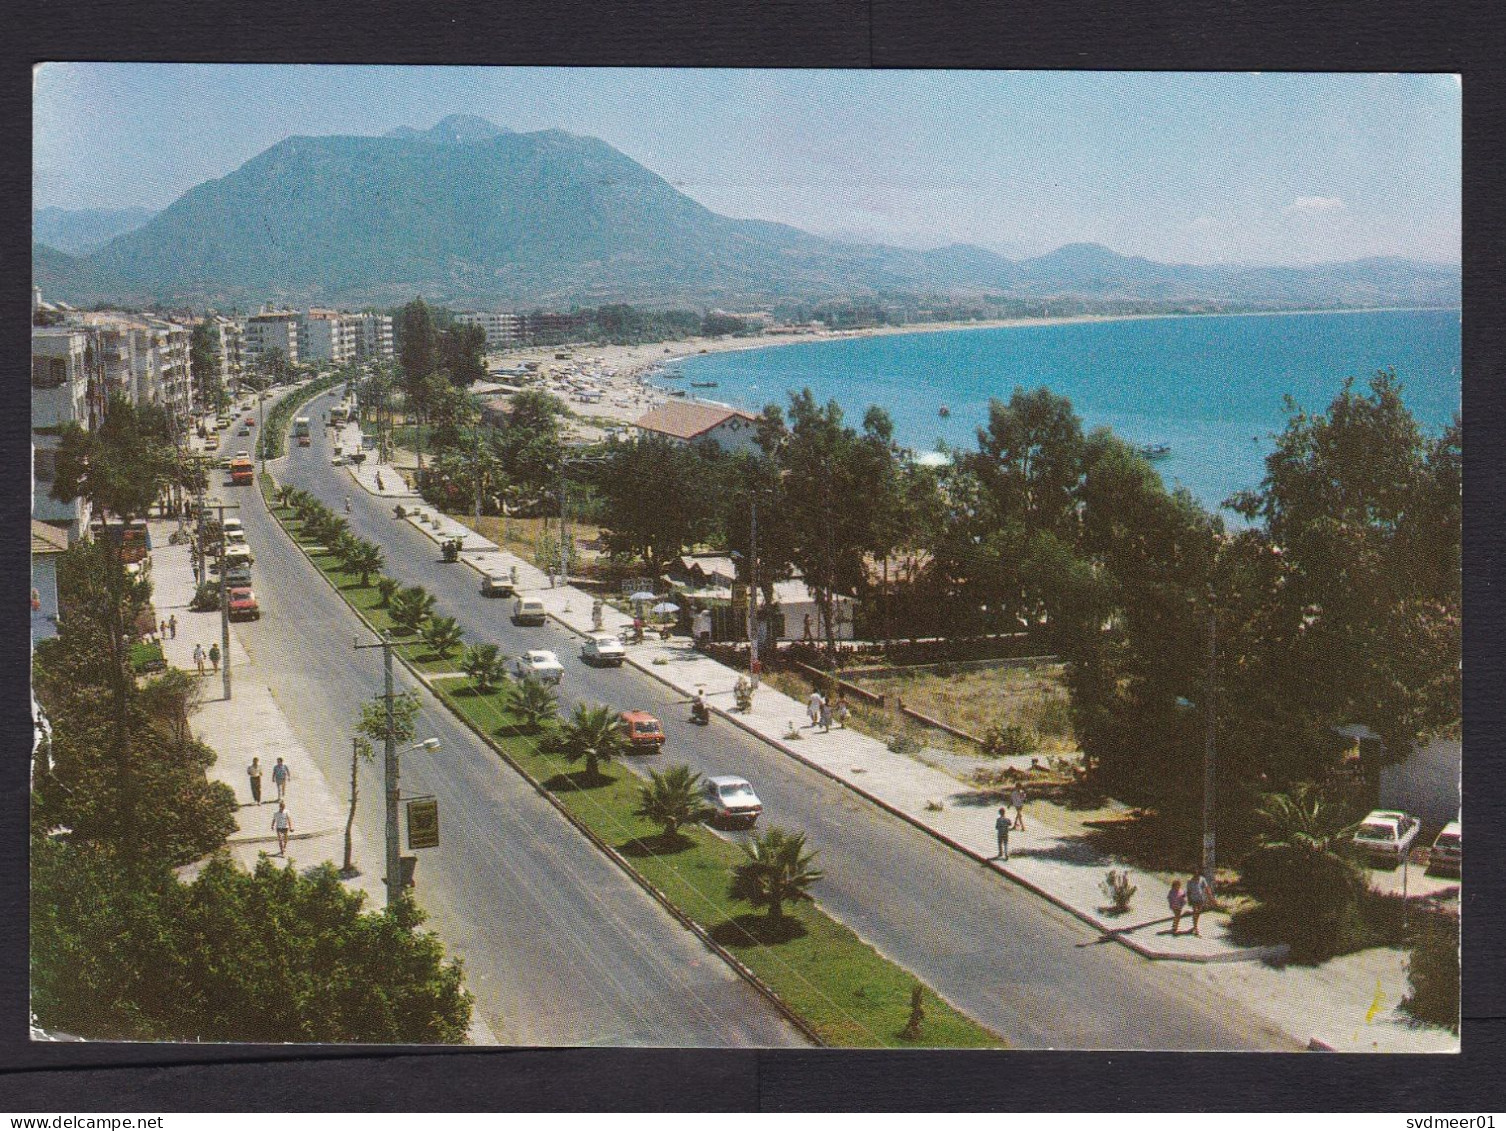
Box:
(347, 541), (385, 587)
(375, 575), (401, 608)
(636, 764), (710, 840)
(275, 483), (298, 512)
(388, 585), (436, 635)
(422, 615), (464, 660)
(460, 642), (507, 693)
(549, 702), (628, 781)
(728, 827), (824, 921)
(331, 530), (360, 571)
(507, 676), (560, 733)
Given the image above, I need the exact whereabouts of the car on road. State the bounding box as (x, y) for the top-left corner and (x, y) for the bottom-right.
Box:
(330, 453), (345, 466)
(512, 596), (547, 626)
(581, 633), (626, 666)
(1427, 819), (1461, 875)
(512, 649), (564, 684)
(1352, 809), (1421, 867)
(619, 710), (665, 751)
(227, 586), (260, 620)
(238, 424), (251, 436)
(480, 572), (515, 598)
(702, 775), (762, 828)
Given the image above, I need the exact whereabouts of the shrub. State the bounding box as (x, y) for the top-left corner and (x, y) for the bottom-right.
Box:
(1403, 911), (1460, 1033)
(189, 582), (220, 612)
(982, 723), (1034, 759)
(1099, 869), (1138, 914)
(887, 733), (922, 755)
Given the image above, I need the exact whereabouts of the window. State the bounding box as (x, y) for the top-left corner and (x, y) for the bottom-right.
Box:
(32, 357), (67, 388)
(34, 449), (56, 481)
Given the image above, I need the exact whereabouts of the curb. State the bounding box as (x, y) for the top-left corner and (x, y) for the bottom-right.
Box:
(261, 467), (825, 1048)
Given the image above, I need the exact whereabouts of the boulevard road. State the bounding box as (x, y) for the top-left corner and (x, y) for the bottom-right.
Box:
(278, 391), (1296, 1050)
(230, 433), (806, 1047)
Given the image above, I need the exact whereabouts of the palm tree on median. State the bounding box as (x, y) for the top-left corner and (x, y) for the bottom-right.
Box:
(636, 764), (710, 842)
(460, 642), (508, 693)
(729, 827), (824, 922)
(347, 541), (385, 588)
(388, 585), (436, 635)
(507, 676), (559, 733)
(547, 702), (628, 782)
(422, 615), (464, 661)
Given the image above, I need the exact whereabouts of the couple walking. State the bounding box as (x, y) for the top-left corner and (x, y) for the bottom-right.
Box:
(993, 788), (1028, 859)
(806, 689), (850, 733)
(1167, 873), (1214, 936)
(245, 756), (290, 805)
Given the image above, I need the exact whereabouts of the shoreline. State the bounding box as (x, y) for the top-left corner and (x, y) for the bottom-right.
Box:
(486, 304), (1458, 432)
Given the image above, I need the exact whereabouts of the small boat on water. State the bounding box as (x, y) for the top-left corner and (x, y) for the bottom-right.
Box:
(938, 405), (951, 418)
(659, 371), (684, 380)
(1137, 443), (1171, 460)
(690, 381), (719, 388)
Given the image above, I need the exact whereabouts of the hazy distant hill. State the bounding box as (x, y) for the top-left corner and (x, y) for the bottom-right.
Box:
(33, 206), (156, 256)
(45, 117), (1461, 311)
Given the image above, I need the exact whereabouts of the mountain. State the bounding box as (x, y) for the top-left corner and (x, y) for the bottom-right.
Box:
(44, 118), (1461, 311)
(33, 205), (156, 255)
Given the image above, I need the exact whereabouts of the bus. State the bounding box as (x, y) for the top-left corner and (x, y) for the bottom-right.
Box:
(230, 455), (255, 486)
(328, 404), (348, 427)
(294, 416), (311, 446)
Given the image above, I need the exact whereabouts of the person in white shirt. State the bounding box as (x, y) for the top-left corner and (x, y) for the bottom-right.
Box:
(271, 801), (294, 856)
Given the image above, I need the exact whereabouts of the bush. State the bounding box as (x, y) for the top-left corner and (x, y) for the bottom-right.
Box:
(887, 733), (922, 755)
(982, 723), (1034, 759)
(1403, 911), (1460, 1033)
(129, 641), (166, 673)
(1099, 868), (1138, 914)
(189, 582), (221, 612)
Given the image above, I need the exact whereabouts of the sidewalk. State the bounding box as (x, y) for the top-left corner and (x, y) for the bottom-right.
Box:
(337, 435), (1459, 1053)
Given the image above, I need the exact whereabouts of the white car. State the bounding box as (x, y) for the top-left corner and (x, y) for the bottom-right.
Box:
(702, 775), (763, 828)
(580, 633), (626, 667)
(1352, 809), (1421, 867)
(1427, 820), (1461, 875)
(512, 649), (564, 684)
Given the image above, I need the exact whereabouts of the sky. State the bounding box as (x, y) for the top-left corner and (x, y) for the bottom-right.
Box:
(32, 65), (1461, 266)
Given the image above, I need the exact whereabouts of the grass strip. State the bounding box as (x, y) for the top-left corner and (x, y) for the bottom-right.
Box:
(263, 477), (1005, 1049)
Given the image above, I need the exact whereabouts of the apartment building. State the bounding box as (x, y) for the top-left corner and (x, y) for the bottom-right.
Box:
(455, 311), (521, 350)
(243, 311), (301, 370)
(144, 317), (194, 429)
(352, 312), (394, 360)
(208, 314), (245, 399)
(31, 327), (94, 541)
(299, 308), (359, 365)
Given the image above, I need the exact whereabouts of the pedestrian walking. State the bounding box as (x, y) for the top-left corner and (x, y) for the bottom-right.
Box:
(168, 614), (177, 639)
(271, 801), (294, 856)
(1167, 879), (1187, 936)
(160, 619), (168, 638)
(802, 613), (814, 641)
(193, 644), (207, 675)
(834, 693), (851, 728)
(207, 643), (221, 673)
(376, 471), (385, 492)
(994, 807), (1011, 861)
(271, 756), (291, 801)
(591, 598), (604, 632)
(1186, 872), (1213, 937)
(1011, 786), (1027, 831)
(246, 756), (263, 805)
(807, 690), (824, 728)
(818, 698), (832, 733)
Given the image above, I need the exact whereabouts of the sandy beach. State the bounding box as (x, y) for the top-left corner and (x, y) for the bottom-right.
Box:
(483, 313), (1152, 436)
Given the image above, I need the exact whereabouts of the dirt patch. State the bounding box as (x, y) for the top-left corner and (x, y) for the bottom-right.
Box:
(853, 662), (1077, 753)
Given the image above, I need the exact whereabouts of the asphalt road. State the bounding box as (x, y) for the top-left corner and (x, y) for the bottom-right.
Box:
(276, 391), (1296, 1050)
(230, 431), (806, 1047)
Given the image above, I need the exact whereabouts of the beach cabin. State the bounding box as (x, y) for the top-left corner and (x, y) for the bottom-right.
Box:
(633, 401), (761, 456)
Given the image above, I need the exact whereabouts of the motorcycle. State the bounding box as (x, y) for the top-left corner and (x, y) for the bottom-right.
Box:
(689, 698), (710, 726)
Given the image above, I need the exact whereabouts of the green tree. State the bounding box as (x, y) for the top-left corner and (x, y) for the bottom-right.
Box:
(421, 615), (464, 660)
(460, 643), (508, 694)
(190, 320), (227, 412)
(439, 322), (487, 387)
(635, 764), (710, 841)
(496, 389), (566, 505)
(397, 298), (439, 471)
(31, 839), (472, 1043)
(376, 576), (401, 608)
(593, 435), (717, 570)
(728, 827), (824, 921)
(507, 676), (560, 733)
(388, 586), (437, 635)
(1403, 910), (1460, 1034)
(347, 541), (385, 588)
(548, 702), (627, 781)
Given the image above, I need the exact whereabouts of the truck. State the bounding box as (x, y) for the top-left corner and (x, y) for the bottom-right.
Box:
(294, 416), (311, 446)
(329, 404), (348, 427)
(230, 454), (255, 486)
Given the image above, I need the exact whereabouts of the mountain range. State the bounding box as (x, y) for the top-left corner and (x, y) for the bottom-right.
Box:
(34, 114), (1461, 312)
(33, 205), (156, 256)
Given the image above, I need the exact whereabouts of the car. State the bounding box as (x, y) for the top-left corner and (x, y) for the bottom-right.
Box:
(1427, 820), (1461, 875)
(1352, 809), (1422, 867)
(581, 633), (627, 666)
(512, 597), (547, 626)
(480, 572), (515, 598)
(512, 649), (564, 684)
(227, 586), (260, 620)
(330, 453), (345, 466)
(244, 414), (256, 426)
(619, 710), (664, 751)
(702, 776), (762, 828)
(238, 424), (251, 436)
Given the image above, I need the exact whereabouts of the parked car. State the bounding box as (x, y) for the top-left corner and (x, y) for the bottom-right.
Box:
(330, 453), (345, 466)
(227, 586), (260, 621)
(512, 596), (547, 626)
(581, 633), (627, 667)
(512, 649), (564, 684)
(238, 424), (251, 436)
(702, 775), (762, 828)
(1427, 820), (1461, 875)
(619, 710), (664, 751)
(480, 572), (515, 598)
(1352, 809), (1422, 867)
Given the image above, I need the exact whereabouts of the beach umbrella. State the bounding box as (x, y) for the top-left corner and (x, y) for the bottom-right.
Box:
(651, 602), (680, 615)
(628, 591), (657, 603)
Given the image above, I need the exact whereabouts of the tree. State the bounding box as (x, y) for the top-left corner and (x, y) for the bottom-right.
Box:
(421, 615), (464, 660)
(31, 839), (473, 1043)
(388, 586), (436, 635)
(507, 676), (559, 732)
(728, 827), (823, 921)
(593, 435), (717, 570)
(496, 389), (566, 506)
(1403, 910), (1460, 1034)
(438, 322), (487, 388)
(635, 764), (710, 841)
(190, 320), (226, 412)
(347, 541), (385, 588)
(342, 736), (374, 875)
(376, 576), (401, 608)
(397, 298), (439, 471)
(548, 703), (627, 781)
(460, 643), (507, 694)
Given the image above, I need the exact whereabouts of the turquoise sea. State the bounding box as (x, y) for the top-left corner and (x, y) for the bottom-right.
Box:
(660, 308), (1461, 516)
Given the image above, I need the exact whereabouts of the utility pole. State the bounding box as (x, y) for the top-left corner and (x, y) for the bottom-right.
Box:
(1202, 604), (1217, 886)
(354, 631), (401, 908)
(558, 470), (569, 587)
(747, 497), (760, 680)
(202, 499), (240, 701)
(473, 420), (483, 530)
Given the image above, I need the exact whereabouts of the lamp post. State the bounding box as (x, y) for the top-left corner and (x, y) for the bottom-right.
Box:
(201, 498), (239, 701)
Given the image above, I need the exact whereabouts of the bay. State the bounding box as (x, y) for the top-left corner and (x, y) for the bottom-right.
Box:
(661, 308), (1461, 516)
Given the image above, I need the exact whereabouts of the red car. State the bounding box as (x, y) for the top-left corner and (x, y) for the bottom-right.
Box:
(227, 586), (260, 621)
(244, 414), (257, 427)
(619, 710), (665, 751)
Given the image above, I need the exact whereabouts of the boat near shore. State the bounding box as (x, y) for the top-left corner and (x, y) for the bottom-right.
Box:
(1137, 443), (1171, 460)
(690, 380), (719, 388)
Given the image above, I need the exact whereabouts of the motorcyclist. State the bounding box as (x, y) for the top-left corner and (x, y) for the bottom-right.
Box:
(691, 689), (709, 724)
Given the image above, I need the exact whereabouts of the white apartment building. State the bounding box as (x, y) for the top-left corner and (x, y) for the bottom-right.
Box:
(144, 317), (194, 429)
(31, 327), (94, 541)
(299, 308), (359, 365)
(208, 314), (245, 400)
(455, 311), (521, 349)
(243, 311), (301, 370)
(352, 312), (394, 360)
